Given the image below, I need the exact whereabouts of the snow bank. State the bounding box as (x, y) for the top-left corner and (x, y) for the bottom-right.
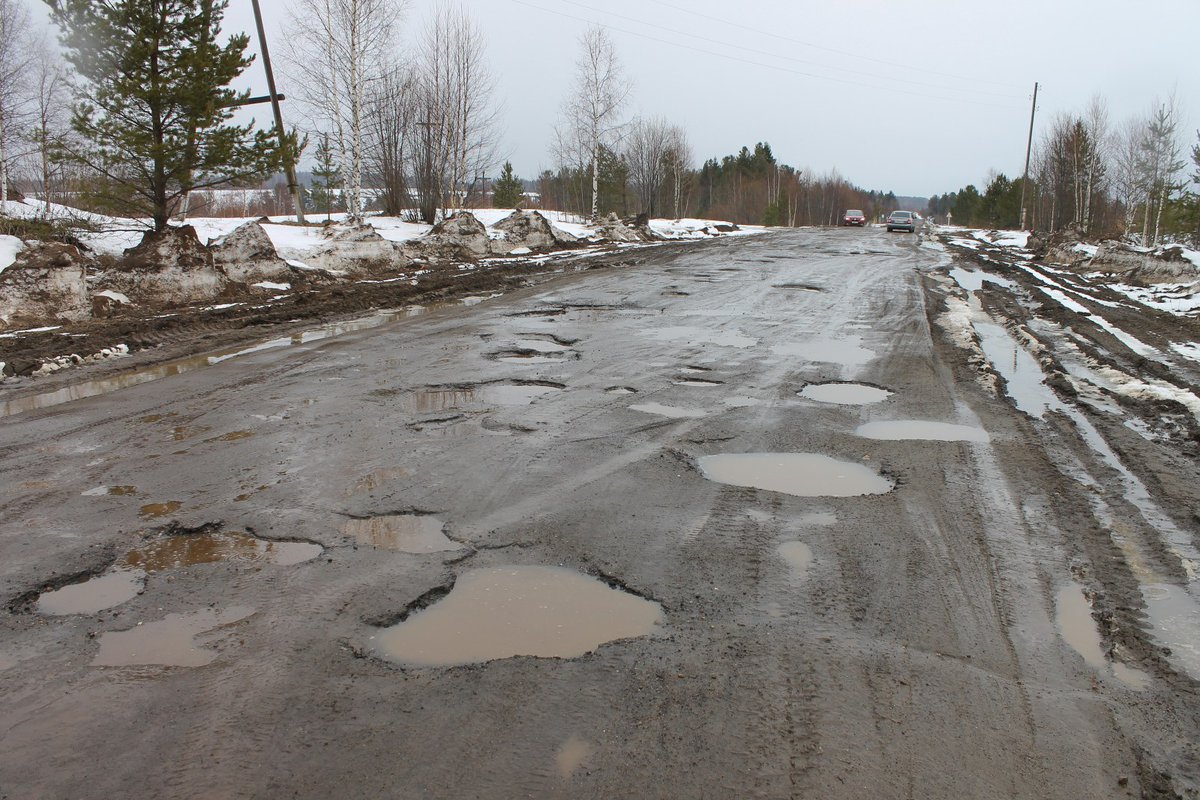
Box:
(0, 235), (23, 274)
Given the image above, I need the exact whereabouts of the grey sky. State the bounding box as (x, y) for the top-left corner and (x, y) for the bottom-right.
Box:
(38, 0), (1200, 199)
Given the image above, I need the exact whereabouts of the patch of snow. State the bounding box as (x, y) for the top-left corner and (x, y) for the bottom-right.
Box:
(0, 234), (23, 274)
(252, 281), (291, 291)
(94, 289), (131, 304)
(508, 246), (532, 255)
(1170, 342), (1200, 363)
(0, 325), (62, 338)
(1072, 243), (1099, 258)
(1109, 281), (1200, 317)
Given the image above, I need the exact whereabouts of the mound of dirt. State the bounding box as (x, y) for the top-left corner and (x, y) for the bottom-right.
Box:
(594, 212), (656, 243)
(404, 211), (493, 262)
(491, 210), (578, 254)
(208, 221), (291, 284)
(297, 224), (408, 275)
(0, 241), (93, 328)
(104, 226), (228, 306)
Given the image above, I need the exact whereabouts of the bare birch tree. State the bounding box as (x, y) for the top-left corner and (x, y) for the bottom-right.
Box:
(1111, 115), (1146, 236)
(0, 0), (33, 204)
(364, 64), (417, 215)
(284, 0), (406, 223)
(562, 25), (630, 221)
(625, 116), (671, 217)
(663, 125), (693, 219)
(26, 38), (70, 211)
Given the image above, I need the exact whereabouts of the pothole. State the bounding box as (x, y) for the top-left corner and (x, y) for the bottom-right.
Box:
(698, 453), (894, 497)
(341, 515), (465, 553)
(487, 349), (569, 364)
(371, 565), (663, 667)
(855, 420), (989, 442)
(605, 386), (637, 395)
(34, 570), (145, 616)
(92, 606), (255, 667)
(629, 402), (707, 419)
(799, 382), (892, 405)
(674, 378), (724, 387)
(402, 381), (565, 412)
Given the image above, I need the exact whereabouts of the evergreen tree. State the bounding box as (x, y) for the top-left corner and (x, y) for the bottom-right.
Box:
(310, 133), (342, 220)
(47, 0), (286, 231)
(492, 161), (524, 208)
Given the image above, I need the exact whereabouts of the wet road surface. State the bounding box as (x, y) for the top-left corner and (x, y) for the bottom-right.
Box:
(1, 227), (1197, 798)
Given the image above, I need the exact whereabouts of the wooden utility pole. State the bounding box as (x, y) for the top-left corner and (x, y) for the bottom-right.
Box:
(1022, 82), (1041, 231)
(251, 0), (305, 224)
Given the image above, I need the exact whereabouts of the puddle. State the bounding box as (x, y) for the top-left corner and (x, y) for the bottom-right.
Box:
(82, 485), (138, 497)
(799, 382), (892, 405)
(674, 378), (723, 387)
(1141, 583), (1200, 681)
(341, 515), (464, 553)
(642, 326), (758, 349)
(605, 386), (637, 395)
(120, 530), (323, 570)
(629, 402), (707, 419)
(513, 338), (573, 352)
(771, 336), (874, 366)
(974, 320), (1057, 418)
(410, 415), (516, 438)
(556, 734), (594, 780)
(373, 566), (663, 667)
(139, 501), (183, 518)
(698, 453), (893, 497)
(36, 570), (146, 615)
(403, 382), (563, 412)
(777, 542), (813, 577)
(855, 420), (989, 442)
(1, 307), (444, 418)
(950, 267), (1016, 292)
(1055, 583), (1149, 690)
(92, 606), (255, 667)
(494, 353), (564, 364)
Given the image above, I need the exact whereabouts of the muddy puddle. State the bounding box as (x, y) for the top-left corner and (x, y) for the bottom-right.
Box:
(855, 420), (990, 442)
(490, 351), (566, 364)
(698, 453), (893, 497)
(1, 307), (445, 418)
(1141, 583), (1200, 682)
(403, 381), (563, 412)
(777, 541), (814, 577)
(556, 735), (594, 779)
(1055, 583), (1150, 690)
(799, 382), (892, 405)
(139, 501), (183, 518)
(973, 320), (1057, 418)
(92, 606), (255, 667)
(35, 530), (320, 616)
(771, 336), (874, 366)
(82, 485), (138, 497)
(373, 565), (663, 667)
(341, 515), (464, 553)
(629, 402), (707, 419)
(950, 267), (1017, 292)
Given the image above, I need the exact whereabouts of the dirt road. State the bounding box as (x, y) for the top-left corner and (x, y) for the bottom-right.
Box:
(2, 228), (1198, 799)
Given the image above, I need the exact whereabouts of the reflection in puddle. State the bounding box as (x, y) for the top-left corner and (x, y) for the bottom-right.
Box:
(800, 382), (892, 405)
(556, 735), (594, 780)
(629, 402), (707, 419)
(699, 453), (893, 497)
(1055, 583), (1150, 690)
(642, 326), (758, 349)
(36, 570), (145, 615)
(139, 501), (183, 518)
(974, 321), (1057, 418)
(855, 420), (989, 442)
(1141, 583), (1200, 681)
(777, 541), (813, 577)
(120, 530), (322, 570)
(772, 336), (874, 366)
(374, 566), (663, 666)
(92, 606), (255, 667)
(341, 515), (464, 553)
(403, 382), (562, 412)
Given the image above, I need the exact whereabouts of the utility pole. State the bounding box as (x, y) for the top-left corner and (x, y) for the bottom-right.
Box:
(1022, 81), (1041, 231)
(251, 0), (305, 224)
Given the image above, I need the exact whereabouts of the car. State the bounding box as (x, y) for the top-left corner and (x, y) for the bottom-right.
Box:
(842, 209), (866, 227)
(886, 210), (916, 232)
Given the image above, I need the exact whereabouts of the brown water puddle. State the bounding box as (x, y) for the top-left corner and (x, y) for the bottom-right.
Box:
(799, 382), (892, 405)
(139, 501), (183, 518)
(36, 570), (146, 616)
(1055, 583), (1149, 690)
(777, 541), (814, 577)
(855, 420), (989, 442)
(92, 606), (255, 667)
(698, 453), (893, 497)
(373, 566), (663, 667)
(341, 515), (464, 553)
(171, 425), (210, 441)
(212, 430), (254, 442)
(556, 735), (594, 779)
(82, 485), (138, 497)
(120, 530), (323, 570)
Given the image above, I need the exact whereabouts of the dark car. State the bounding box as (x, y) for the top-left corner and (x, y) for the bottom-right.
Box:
(842, 209), (866, 227)
(886, 211), (915, 233)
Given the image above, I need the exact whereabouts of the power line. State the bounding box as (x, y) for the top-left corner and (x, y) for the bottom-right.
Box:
(644, 0), (1027, 92)
(555, 0), (1023, 101)
(509, 0), (1021, 111)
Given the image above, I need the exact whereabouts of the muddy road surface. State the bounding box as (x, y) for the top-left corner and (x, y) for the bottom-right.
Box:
(2, 228), (1198, 799)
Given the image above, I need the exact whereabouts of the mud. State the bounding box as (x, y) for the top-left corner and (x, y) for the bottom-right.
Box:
(3, 228), (1200, 799)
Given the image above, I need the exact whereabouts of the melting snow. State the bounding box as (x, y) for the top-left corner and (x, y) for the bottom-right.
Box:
(0, 234), (22, 274)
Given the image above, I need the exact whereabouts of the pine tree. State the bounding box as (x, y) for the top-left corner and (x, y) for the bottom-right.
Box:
(46, 0), (286, 231)
(491, 161), (523, 209)
(311, 133), (342, 221)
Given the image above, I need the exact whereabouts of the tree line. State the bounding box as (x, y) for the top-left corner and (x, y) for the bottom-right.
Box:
(0, 0), (916, 233)
(930, 95), (1200, 246)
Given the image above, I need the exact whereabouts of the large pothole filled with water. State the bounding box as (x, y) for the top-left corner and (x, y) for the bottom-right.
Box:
(401, 381), (564, 412)
(855, 420), (989, 442)
(341, 514), (464, 553)
(372, 565), (663, 667)
(799, 382), (892, 405)
(30, 528), (323, 616)
(698, 453), (894, 497)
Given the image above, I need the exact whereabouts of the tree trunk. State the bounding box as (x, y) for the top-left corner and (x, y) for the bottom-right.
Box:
(590, 144), (598, 221)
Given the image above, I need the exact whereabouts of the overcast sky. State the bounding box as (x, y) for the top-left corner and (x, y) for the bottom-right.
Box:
(37, 0), (1200, 199)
